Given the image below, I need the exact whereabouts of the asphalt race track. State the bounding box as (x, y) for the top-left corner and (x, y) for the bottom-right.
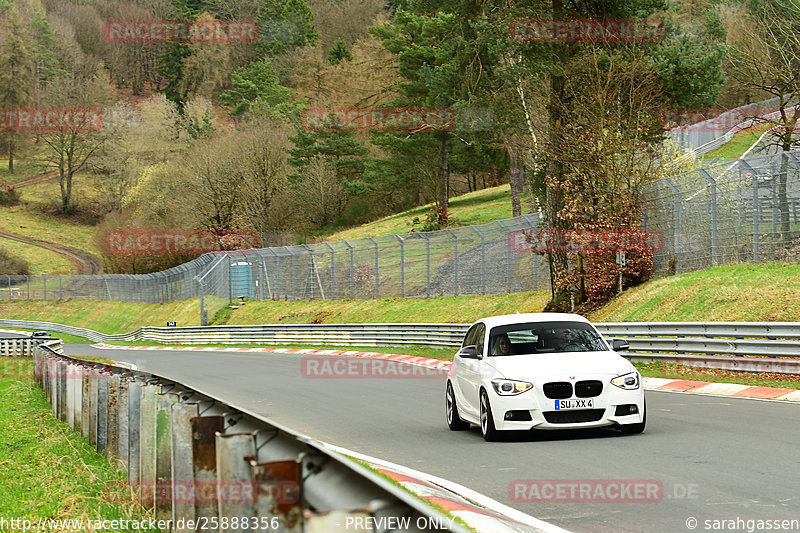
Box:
(62, 344), (800, 533)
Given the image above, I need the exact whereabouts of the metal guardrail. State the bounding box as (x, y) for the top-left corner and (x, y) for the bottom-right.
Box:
(3, 319), (799, 374)
(28, 343), (472, 533)
(0, 336), (63, 357)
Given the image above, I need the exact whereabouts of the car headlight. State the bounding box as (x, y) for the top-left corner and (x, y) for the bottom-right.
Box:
(611, 372), (640, 390)
(491, 379), (533, 396)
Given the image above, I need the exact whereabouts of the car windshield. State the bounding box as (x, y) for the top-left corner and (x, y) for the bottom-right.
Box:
(487, 321), (608, 355)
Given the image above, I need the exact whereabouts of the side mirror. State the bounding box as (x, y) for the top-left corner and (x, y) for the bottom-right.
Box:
(457, 345), (479, 359)
(611, 338), (630, 352)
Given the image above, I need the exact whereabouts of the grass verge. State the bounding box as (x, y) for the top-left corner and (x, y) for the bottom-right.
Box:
(0, 357), (154, 528)
(228, 292), (550, 325)
(0, 237), (74, 274)
(635, 361), (800, 389)
(0, 297), (228, 334)
(702, 127), (765, 159)
(589, 262), (800, 322)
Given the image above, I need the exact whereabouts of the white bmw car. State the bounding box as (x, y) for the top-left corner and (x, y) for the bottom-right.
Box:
(446, 313), (645, 441)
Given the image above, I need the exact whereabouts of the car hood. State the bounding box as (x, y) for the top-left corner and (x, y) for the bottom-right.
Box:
(486, 351), (634, 381)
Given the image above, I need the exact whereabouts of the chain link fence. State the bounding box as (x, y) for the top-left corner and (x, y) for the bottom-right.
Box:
(3, 152), (799, 304)
(642, 152), (800, 274)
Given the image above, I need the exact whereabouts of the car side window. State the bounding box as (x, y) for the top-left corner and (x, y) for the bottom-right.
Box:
(462, 325), (478, 348)
(475, 324), (486, 357)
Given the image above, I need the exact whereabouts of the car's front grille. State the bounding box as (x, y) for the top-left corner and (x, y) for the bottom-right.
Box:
(543, 409), (605, 424)
(543, 382), (573, 399)
(575, 380), (603, 398)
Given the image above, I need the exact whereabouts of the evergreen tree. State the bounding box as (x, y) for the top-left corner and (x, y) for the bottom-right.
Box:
(0, 5), (35, 173)
(328, 37), (353, 65)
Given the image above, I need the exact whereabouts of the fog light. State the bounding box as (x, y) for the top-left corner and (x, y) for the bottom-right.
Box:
(614, 404), (639, 416)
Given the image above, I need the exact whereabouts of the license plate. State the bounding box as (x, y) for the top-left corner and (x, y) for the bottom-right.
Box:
(554, 399), (594, 410)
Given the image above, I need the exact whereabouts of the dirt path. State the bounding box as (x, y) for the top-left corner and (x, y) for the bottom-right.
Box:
(0, 229), (103, 274)
(11, 170), (59, 189)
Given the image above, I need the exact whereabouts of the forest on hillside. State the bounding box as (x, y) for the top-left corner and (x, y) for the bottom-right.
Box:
(1, 0), (798, 308)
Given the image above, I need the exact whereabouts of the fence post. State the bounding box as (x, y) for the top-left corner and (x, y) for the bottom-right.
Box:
(753, 168), (760, 263)
(661, 177), (682, 273)
(323, 242), (335, 300)
(699, 169), (718, 265)
(366, 237), (379, 298)
(445, 229), (458, 296)
(471, 226), (486, 295)
(496, 221), (512, 293)
(342, 240), (354, 300)
(392, 235), (404, 298)
(419, 233), (431, 296)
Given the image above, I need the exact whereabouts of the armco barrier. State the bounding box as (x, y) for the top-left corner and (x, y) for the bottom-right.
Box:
(3, 319), (799, 374)
(28, 343), (474, 533)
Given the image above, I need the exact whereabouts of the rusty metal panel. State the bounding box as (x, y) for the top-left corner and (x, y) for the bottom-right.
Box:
(81, 366), (90, 438)
(155, 392), (179, 522)
(127, 380), (142, 484)
(96, 370), (109, 453)
(303, 510), (374, 533)
(251, 460), (302, 533)
(215, 432), (256, 533)
(192, 416), (224, 532)
(139, 383), (158, 509)
(171, 402), (198, 532)
(88, 368), (99, 447)
(107, 375), (121, 465)
(117, 378), (130, 473)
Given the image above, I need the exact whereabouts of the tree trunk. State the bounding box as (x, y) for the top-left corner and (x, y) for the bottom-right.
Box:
(508, 145), (522, 217)
(438, 135), (449, 225)
(7, 138), (13, 174)
(779, 150), (790, 244)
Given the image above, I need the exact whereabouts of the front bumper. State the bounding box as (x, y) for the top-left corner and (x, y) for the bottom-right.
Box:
(488, 377), (645, 431)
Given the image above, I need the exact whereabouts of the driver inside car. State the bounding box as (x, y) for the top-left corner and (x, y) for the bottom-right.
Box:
(492, 333), (512, 355)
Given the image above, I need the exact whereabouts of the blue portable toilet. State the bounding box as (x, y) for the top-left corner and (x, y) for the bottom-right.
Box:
(231, 261), (254, 299)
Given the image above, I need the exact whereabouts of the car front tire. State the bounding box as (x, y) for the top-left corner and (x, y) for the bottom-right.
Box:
(480, 390), (499, 441)
(620, 399), (646, 435)
(446, 382), (469, 431)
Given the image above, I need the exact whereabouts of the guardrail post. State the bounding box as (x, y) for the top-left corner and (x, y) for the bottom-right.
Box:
(107, 375), (121, 465)
(65, 363), (77, 428)
(117, 378), (130, 473)
(81, 366), (90, 438)
(127, 381), (142, 484)
(215, 432), (257, 532)
(392, 235), (404, 298)
(139, 383), (158, 509)
(171, 402), (199, 531)
(88, 368), (99, 447)
(250, 459), (302, 532)
(156, 391), (179, 521)
(445, 229), (458, 296)
(191, 415), (225, 529)
(97, 370), (109, 453)
(366, 237), (379, 298)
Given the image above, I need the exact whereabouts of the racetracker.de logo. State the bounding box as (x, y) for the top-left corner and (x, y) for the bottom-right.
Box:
(301, 356), (448, 379)
(103, 230), (259, 256)
(104, 19), (258, 43)
(105, 480), (299, 505)
(509, 229), (664, 254)
(302, 107), (457, 132)
(509, 18), (664, 42)
(662, 107), (790, 132)
(510, 479), (664, 503)
(0, 108), (103, 132)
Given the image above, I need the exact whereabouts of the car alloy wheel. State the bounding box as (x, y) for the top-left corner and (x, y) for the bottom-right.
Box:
(480, 390), (498, 441)
(446, 382), (469, 431)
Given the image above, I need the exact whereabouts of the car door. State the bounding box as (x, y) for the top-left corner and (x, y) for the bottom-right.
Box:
(456, 323), (485, 419)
